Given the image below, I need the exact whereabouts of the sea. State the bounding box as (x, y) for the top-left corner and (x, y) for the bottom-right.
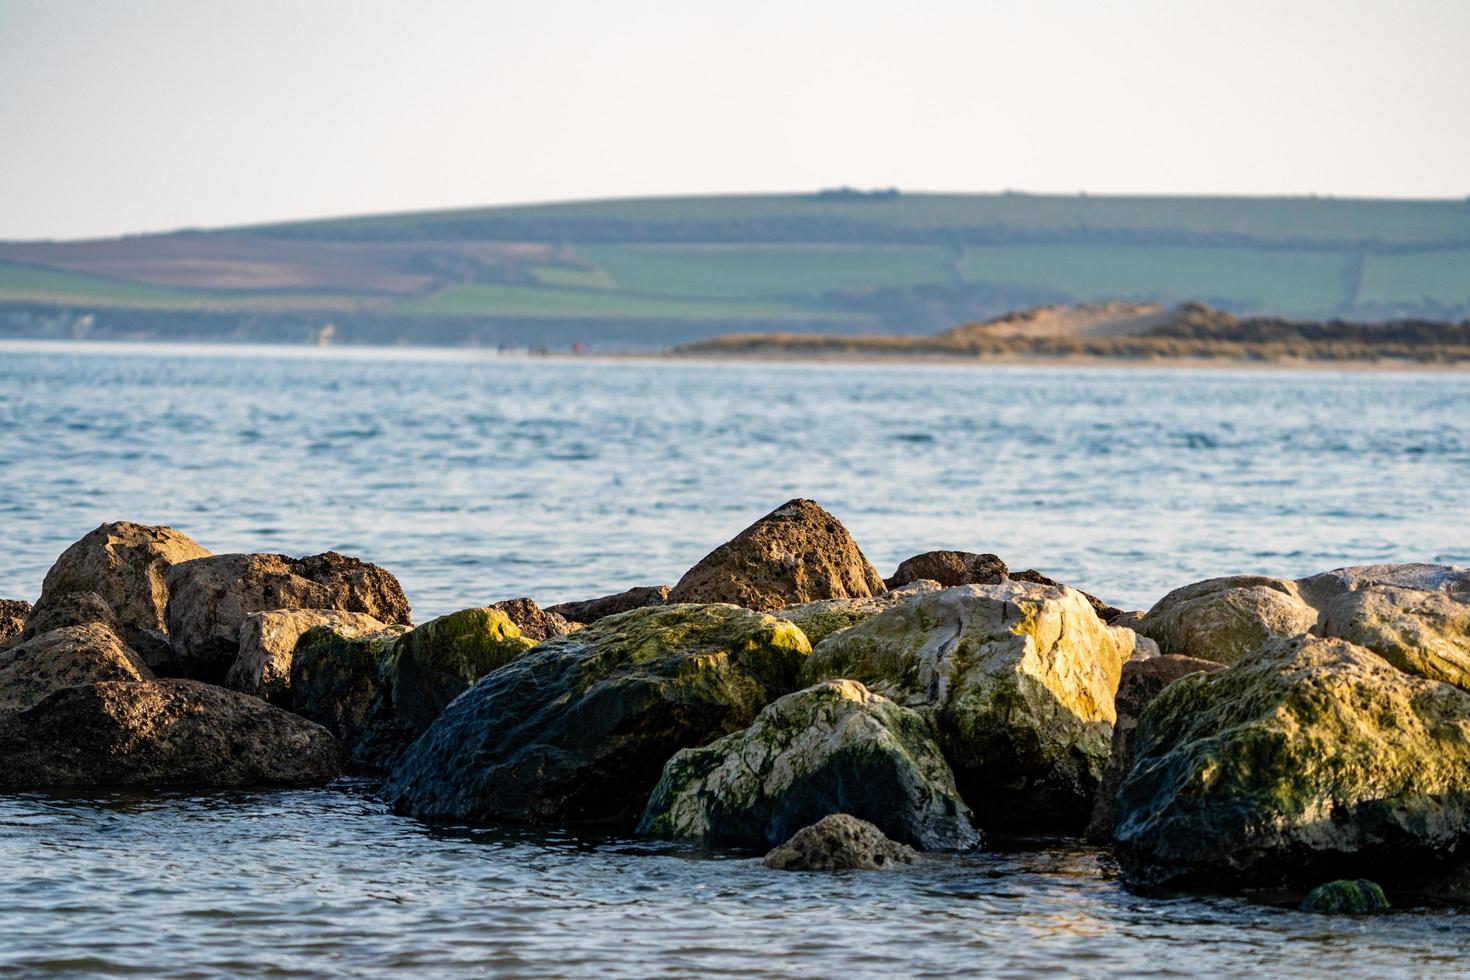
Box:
(1, 340), (1468, 977)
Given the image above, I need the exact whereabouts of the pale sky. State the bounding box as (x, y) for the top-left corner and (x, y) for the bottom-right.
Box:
(1, 0), (1467, 240)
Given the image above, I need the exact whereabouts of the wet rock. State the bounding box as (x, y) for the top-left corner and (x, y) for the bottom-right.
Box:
(763, 814), (917, 871)
(1114, 635), (1470, 890)
(1008, 569), (1122, 621)
(0, 599), (31, 648)
(490, 597), (578, 642)
(1136, 575), (1317, 664)
(1300, 879), (1391, 914)
(669, 499), (885, 611)
(289, 623), (410, 771)
(164, 551), (412, 682)
(885, 551), (1007, 590)
(27, 522), (211, 662)
(384, 603), (810, 827)
(0, 678), (343, 788)
(18, 590), (117, 638)
(386, 607), (537, 734)
(639, 679), (979, 851)
(224, 609), (388, 702)
(546, 586), (671, 625)
(779, 580), (941, 647)
(1316, 586), (1470, 691)
(802, 581), (1142, 830)
(0, 623), (153, 714)
(1084, 654), (1224, 842)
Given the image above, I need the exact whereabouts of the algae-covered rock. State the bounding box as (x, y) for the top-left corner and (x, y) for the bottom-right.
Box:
(387, 607), (537, 733)
(226, 608), (387, 702)
(1317, 586), (1470, 691)
(1300, 879), (1390, 914)
(384, 603), (811, 828)
(0, 623), (153, 714)
(0, 599), (32, 648)
(289, 623), (410, 770)
(802, 581), (1140, 829)
(639, 679), (978, 851)
(0, 678), (342, 788)
(779, 580), (940, 647)
(885, 551), (1007, 590)
(1114, 634), (1470, 890)
(1137, 575), (1317, 664)
(763, 813), (917, 871)
(28, 522), (211, 663)
(547, 586), (671, 625)
(669, 499), (885, 611)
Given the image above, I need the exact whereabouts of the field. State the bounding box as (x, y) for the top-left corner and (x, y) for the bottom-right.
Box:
(1, 192), (1467, 346)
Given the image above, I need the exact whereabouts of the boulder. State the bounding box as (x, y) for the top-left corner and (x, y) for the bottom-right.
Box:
(0, 678), (343, 787)
(490, 597), (577, 642)
(779, 580), (941, 647)
(384, 603), (811, 827)
(801, 581), (1141, 830)
(546, 586), (671, 625)
(224, 609), (388, 702)
(1009, 569), (1122, 622)
(163, 551), (411, 682)
(1136, 575), (1318, 664)
(386, 607), (538, 734)
(0, 623), (153, 714)
(668, 499), (885, 611)
(27, 522), (211, 661)
(289, 623), (410, 771)
(1296, 563), (1470, 609)
(18, 590), (117, 638)
(885, 551), (1007, 590)
(0, 599), (30, 648)
(639, 679), (979, 851)
(1301, 879), (1391, 914)
(763, 814), (917, 871)
(1316, 586), (1470, 691)
(1114, 635), (1470, 890)
(1084, 654), (1224, 842)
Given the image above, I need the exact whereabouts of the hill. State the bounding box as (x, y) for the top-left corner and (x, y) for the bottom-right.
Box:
(2, 191), (1468, 347)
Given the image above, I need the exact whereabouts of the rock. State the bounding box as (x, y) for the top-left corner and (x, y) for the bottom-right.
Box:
(163, 551), (411, 682)
(0, 599), (30, 648)
(490, 597), (577, 642)
(639, 679), (979, 851)
(384, 603), (811, 827)
(0, 678), (343, 788)
(885, 551), (1007, 590)
(1316, 586), (1470, 691)
(802, 581), (1141, 830)
(1084, 655), (1224, 842)
(18, 590), (117, 638)
(546, 586), (671, 625)
(387, 607), (538, 734)
(779, 580), (941, 647)
(1300, 879), (1391, 914)
(669, 499), (885, 611)
(224, 609), (388, 702)
(1009, 569), (1122, 621)
(763, 814), (917, 871)
(27, 522), (211, 662)
(1296, 563), (1470, 608)
(1110, 610), (1146, 631)
(289, 623), (410, 770)
(1136, 575), (1318, 664)
(0, 623), (153, 714)
(1114, 635), (1470, 890)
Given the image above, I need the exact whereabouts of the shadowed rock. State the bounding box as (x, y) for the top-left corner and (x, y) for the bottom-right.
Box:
(1301, 879), (1390, 914)
(764, 814), (917, 871)
(546, 586), (671, 625)
(669, 499), (885, 611)
(0, 622), (153, 714)
(289, 623), (411, 771)
(225, 609), (388, 702)
(18, 590), (117, 639)
(0, 599), (31, 648)
(885, 551), (1007, 590)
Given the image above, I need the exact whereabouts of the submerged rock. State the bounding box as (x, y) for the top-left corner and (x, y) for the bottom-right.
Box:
(1114, 635), (1470, 890)
(763, 814), (917, 871)
(27, 522), (211, 663)
(289, 623), (410, 770)
(164, 551), (411, 682)
(547, 586), (671, 625)
(0, 679), (343, 787)
(1084, 654), (1223, 842)
(225, 609), (388, 702)
(779, 580), (940, 647)
(885, 551), (1007, 590)
(490, 597), (578, 642)
(384, 603), (810, 827)
(1136, 575), (1318, 664)
(802, 581), (1140, 830)
(0, 623), (153, 714)
(639, 679), (979, 851)
(1300, 879), (1391, 914)
(669, 499), (885, 611)
(0, 599), (31, 647)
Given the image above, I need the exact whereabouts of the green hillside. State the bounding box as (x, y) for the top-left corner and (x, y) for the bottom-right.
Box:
(1, 192), (1467, 346)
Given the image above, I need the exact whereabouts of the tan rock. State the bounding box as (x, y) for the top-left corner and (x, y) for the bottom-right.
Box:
(1318, 585), (1470, 691)
(0, 599), (31, 648)
(0, 623), (152, 714)
(489, 597), (577, 642)
(763, 813), (917, 871)
(225, 609), (388, 701)
(1137, 575), (1318, 664)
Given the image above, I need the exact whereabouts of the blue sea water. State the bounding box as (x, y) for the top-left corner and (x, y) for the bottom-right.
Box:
(2, 341), (1469, 977)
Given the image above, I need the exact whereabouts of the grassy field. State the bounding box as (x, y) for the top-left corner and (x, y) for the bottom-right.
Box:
(391, 281), (862, 321)
(0, 261), (365, 312)
(1358, 249), (1470, 307)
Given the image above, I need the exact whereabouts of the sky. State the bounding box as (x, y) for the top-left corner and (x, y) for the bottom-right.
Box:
(1, 0), (1467, 240)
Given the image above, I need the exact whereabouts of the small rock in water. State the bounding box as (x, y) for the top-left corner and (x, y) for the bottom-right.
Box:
(764, 814), (917, 871)
(1300, 879), (1391, 914)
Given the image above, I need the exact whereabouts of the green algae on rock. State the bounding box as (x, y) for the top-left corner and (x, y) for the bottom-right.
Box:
(226, 608), (388, 703)
(289, 623), (411, 770)
(639, 678), (979, 851)
(1114, 634), (1470, 890)
(387, 607), (537, 733)
(384, 603), (811, 828)
(1136, 575), (1318, 665)
(801, 581), (1142, 830)
(779, 580), (940, 647)
(1300, 879), (1391, 914)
